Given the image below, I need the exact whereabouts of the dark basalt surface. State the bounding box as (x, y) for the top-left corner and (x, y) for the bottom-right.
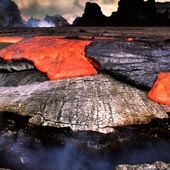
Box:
(0, 59), (48, 87)
(86, 40), (170, 90)
(0, 59), (35, 72)
(0, 112), (170, 170)
(0, 70), (48, 87)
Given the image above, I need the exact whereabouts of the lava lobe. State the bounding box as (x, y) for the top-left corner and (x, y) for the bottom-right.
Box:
(0, 36), (97, 80)
(148, 72), (170, 106)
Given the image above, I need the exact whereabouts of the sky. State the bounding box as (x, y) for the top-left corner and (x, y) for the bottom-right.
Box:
(13, 0), (170, 24)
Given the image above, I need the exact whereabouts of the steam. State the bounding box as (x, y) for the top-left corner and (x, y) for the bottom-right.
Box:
(1, 111), (170, 170)
(0, 131), (112, 170)
(26, 18), (55, 27)
(1, 133), (170, 170)
(37, 20), (55, 27)
(14, 0), (119, 23)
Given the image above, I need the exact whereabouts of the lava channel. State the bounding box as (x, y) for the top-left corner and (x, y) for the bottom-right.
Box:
(0, 36), (97, 80)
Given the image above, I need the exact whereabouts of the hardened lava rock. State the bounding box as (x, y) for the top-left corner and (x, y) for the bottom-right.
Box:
(116, 161), (170, 170)
(0, 74), (167, 133)
(86, 40), (170, 90)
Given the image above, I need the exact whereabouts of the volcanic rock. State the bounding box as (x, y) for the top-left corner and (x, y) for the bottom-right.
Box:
(74, 0), (170, 26)
(86, 40), (170, 90)
(0, 73), (167, 133)
(0, 70), (48, 87)
(114, 0), (146, 26)
(44, 14), (69, 27)
(26, 17), (41, 27)
(116, 0), (170, 26)
(0, 0), (24, 27)
(0, 56), (48, 87)
(156, 2), (170, 19)
(0, 59), (35, 72)
(116, 161), (170, 170)
(73, 2), (108, 26)
(112, 0), (168, 26)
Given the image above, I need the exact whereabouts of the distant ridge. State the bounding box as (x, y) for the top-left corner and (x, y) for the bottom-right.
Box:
(0, 0), (69, 28)
(26, 14), (69, 27)
(44, 14), (69, 27)
(73, 0), (170, 26)
(156, 2), (170, 18)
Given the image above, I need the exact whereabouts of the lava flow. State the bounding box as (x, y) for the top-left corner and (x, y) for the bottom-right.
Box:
(0, 36), (24, 43)
(0, 36), (97, 80)
(148, 72), (170, 106)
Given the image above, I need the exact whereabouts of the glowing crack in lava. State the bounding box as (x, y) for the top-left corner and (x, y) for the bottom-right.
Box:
(0, 36), (97, 80)
(0, 36), (24, 43)
(148, 72), (170, 106)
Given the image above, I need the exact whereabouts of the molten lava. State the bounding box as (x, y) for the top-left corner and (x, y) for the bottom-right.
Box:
(0, 36), (24, 43)
(148, 72), (170, 106)
(127, 37), (134, 42)
(0, 36), (97, 80)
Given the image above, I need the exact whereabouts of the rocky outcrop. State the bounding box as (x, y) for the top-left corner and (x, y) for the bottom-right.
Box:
(26, 17), (41, 27)
(73, 2), (108, 26)
(0, 73), (167, 133)
(86, 40), (170, 90)
(156, 2), (170, 19)
(0, 0), (24, 27)
(116, 161), (170, 170)
(0, 69), (48, 87)
(74, 0), (170, 26)
(0, 59), (35, 72)
(114, 0), (146, 26)
(112, 0), (170, 26)
(44, 14), (69, 27)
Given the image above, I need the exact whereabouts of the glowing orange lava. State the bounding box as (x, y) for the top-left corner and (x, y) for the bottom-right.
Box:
(148, 72), (170, 106)
(0, 36), (24, 43)
(0, 36), (97, 80)
(127, 37), (134, 42)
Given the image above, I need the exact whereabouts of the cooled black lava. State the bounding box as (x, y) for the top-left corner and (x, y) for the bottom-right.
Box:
(0, 112), (170, 170)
